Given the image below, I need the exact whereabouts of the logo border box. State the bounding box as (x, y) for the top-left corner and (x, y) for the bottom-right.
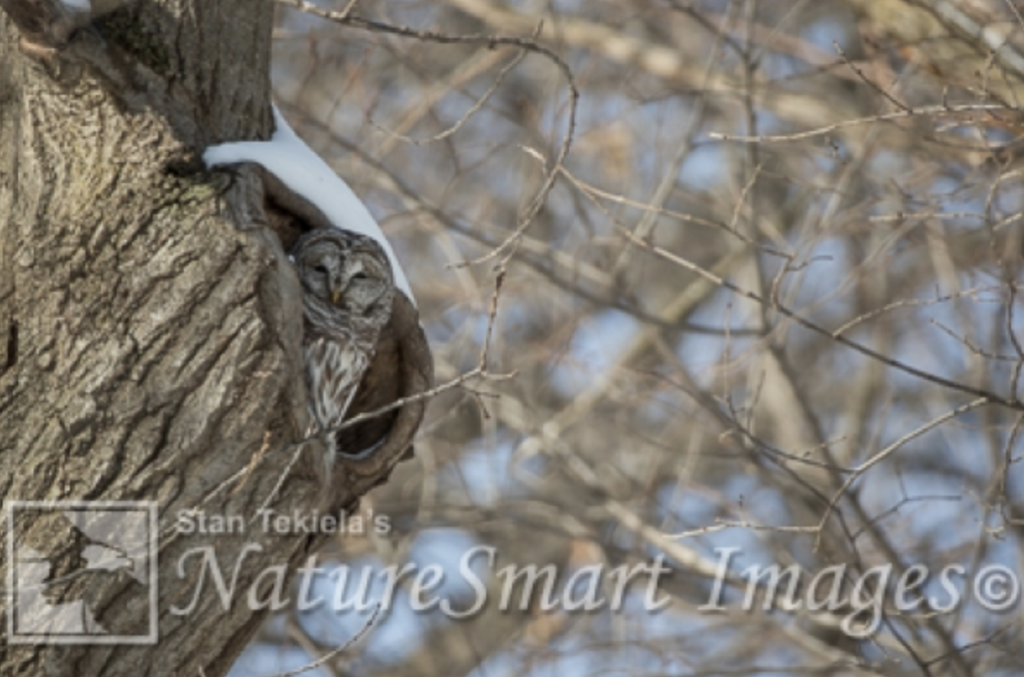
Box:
(6, 500), (159, 645)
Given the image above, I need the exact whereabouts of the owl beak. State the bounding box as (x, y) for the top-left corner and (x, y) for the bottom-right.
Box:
(331, 290), (342, 306)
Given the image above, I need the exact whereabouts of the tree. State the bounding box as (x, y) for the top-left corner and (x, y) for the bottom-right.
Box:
(4, 1), (1024, 676)
(1, 1), (429, 675)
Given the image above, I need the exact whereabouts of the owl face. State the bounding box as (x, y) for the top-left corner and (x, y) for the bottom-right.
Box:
(292, 230), (394, 317)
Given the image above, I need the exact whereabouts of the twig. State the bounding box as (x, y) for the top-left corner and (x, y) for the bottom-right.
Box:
(371, 33), (532, 146)
(833, 287), (999, 336)
(931, 318), (1020, 362)
(268, 605), (382, 677)
(558, 164), (790, 257)
(274, 0), (359, 22)
(815, 397), (991, 551)
(708, 103), (1009, 144)
(832, 40), (909, 112)
(479, 268), (505, 371)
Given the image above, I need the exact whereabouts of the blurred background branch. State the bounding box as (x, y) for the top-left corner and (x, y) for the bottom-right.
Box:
(241, 1), (1024, 675)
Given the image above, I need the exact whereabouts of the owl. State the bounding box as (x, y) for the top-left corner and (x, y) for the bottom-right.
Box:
(290, 228), (395, 481)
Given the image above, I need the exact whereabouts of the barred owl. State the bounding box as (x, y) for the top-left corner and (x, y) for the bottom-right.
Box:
(291, 228), (395, 481)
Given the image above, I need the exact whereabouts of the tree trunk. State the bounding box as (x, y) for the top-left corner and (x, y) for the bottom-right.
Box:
(0, 2), (389, 674)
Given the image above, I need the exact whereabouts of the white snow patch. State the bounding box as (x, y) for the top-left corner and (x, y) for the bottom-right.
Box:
(203, 105), (414, 303)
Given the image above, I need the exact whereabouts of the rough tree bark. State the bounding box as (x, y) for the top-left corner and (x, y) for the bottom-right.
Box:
(0, 2), (426, 675)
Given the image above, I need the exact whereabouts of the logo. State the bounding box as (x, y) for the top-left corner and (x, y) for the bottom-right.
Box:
(6, 501), (158, 644)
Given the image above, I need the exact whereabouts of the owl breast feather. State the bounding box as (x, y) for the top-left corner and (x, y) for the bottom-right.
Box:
(305, 337), (370, 433)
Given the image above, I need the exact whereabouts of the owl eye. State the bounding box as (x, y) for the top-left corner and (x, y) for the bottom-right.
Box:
(313, 265), (328, 275)
(352, 272), (369, 282)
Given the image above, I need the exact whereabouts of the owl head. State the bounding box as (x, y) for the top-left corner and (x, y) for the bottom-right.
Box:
(291, 229), (394, 318)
